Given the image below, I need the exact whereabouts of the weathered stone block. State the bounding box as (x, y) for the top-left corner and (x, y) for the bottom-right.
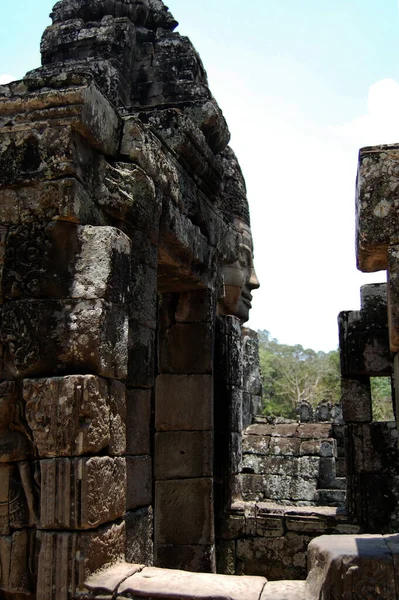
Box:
(40, 457), (126, 529)
(156, 544), (216, 573)
(36, 521), (125, 599)
(256, 516), (284, 538)
(1, 299), (128, 379)
(290, 477), (318, 502)
(0, 529), (37, 596)
(3, 222), (131, 305)
(175, 290), (215, 324)
(216, 540), (236, 575)
(269, 437), (301, 456)
(0, 464), (30, 534)
(159, 322), (213, 374)
(339, 291), (392, 377)
(128, 262), (157, 329)
(125, 507), (153, 566)
(126, 456), (152, 510)
(307, 534), (397, 600)
(0, 178), (104, 226)
(0, 380), (33, 462)
(108, 380), (127, 456)
(127, 322), (155, 388)
(155, 374), (213, 431)
(96, 160), (161, 240)
(0, 77), (121, 156)
(23, 375), (110, 457)
(356, 145), (399, 272)
(0, 125), (98, 188)
(215, 315), (243, 388)
(155, 478), (214, 545)
(242, 434), (270, 455)
(155, 431), (213, 479)
(236, 533), (310, 580)
(118, 566), (266, 600)
(299, 457), (320, 479)
(126, 388), (151, 455)
(342, 376), (373, 423)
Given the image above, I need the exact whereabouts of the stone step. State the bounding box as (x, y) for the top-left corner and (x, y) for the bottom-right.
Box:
(82, 563), (267, 600)
(261, 580), (313, 599)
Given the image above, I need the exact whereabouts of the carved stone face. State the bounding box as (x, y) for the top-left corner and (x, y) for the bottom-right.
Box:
(219, 218), (259, 323)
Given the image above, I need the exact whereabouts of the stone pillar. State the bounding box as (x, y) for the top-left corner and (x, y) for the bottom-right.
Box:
(338, 283), (398, 530)
(155, 290), (216, 572)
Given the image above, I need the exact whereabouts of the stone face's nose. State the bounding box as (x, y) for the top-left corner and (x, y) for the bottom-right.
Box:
(249, 267), (260, 291)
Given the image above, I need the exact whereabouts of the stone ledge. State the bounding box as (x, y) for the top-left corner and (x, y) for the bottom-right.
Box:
(81, 563), (267, 600)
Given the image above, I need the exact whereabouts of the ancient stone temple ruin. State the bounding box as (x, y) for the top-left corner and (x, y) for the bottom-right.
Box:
(1, 1), (399, 599)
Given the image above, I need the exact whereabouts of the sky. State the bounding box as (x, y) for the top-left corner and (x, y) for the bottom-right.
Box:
(1, 1), (399, 351)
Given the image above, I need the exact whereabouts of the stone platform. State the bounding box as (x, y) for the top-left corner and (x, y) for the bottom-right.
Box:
(79, 533), (399, 599)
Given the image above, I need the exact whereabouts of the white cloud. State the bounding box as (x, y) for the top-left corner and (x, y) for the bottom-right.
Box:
(332, 79), (399, 147)
(0, 74), (16, 85)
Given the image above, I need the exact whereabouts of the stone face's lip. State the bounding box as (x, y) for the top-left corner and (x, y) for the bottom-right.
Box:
(242, 290), (252, 305)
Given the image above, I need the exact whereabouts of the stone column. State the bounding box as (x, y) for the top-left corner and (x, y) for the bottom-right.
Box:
(155, 290), (216, 572)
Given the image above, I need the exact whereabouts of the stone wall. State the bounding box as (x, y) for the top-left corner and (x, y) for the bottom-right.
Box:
(240, 422), (346, 507)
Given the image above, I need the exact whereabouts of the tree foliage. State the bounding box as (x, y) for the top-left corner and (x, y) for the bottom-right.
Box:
(258, 330), (395, 422)
(257, 330), (340, 419)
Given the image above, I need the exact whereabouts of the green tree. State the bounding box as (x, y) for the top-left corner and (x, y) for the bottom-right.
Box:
(257, 330), (340, 418)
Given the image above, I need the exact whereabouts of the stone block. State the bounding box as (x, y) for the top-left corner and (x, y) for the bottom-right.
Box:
(155, 374), (213, 431)
(242, 434), (270, 455)
(318, 457), (337, 488)
(175, 290), (215, 324)
(341, 376), (372, 422)
(216, 515), (246, 540)
(155, 478), (214, 545)
(0, 125), (99, 188)
(290, 477), (317, 503)
(307, 534), (397, 600)
(269, 437), (300, 456)
(127, 322), (155, 388)
(84, 563), (143, 597)
(297, 424), (332, 439)
(256, 516), (284, 538)
(36, 521), (125, 599)
(158, 322), (213, 374)
(96, 160), (161, 239)
(23, 375), (110, 457)
(39, 457), (126, 529)
(1, 299), (128, 379)
(125, 507), (153, 566)
(126, 456), (152, 510)
(3, 222), (131, 305)
(239, 474), (264, 502)
(126, 388), (151, 455)
(118, 566), (266, 600)
(229, 385), (244, 433)
(108, 380), (127, 456)
(128, 262), (157, 329)
(299, 457), (320, 479)
(155, 431), (213, 479)
(156, 544), (215, 573)
(356, 145), (399, 272)
(0, 380), (34, 462)
(216, 540), (236, 575)
(236, 533), (310, 580)
(338, 310), (392, 377)
(0, 463), (30, 534)
(229, 433), (242, 474)
(0, 78), (121, 156)
(0, 178), (105, 227)
(0, 529), (37, 596)
(214, 316), (243, 388)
